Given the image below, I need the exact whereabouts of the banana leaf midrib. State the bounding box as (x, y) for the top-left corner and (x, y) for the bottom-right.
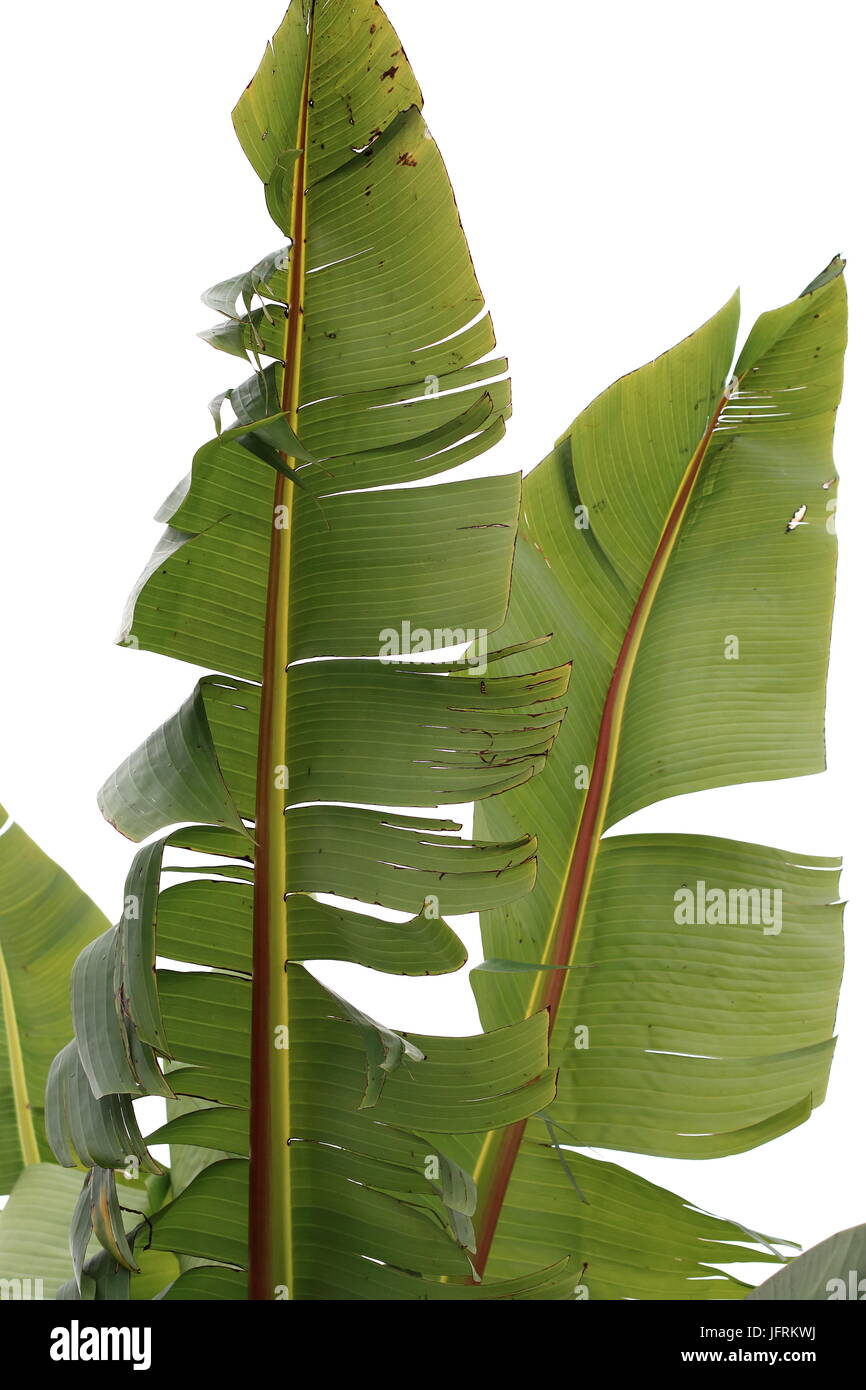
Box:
(529, 383), (736, 1013)
(247, 1), (315, 1301)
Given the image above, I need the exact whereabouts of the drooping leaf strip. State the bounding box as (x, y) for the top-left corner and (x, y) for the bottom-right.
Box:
(46, 0), (578, 1301)
(464, 263), (846, 1290)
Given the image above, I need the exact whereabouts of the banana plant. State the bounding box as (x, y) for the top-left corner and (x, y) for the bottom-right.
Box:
(23, 0), (848, 1303)
(43, 0), (582, 1301)
(456, 261), (846, 1293)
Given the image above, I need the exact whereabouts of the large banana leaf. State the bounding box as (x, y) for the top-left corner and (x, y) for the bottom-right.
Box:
(46, 0), (575, 1300)
(462, 262), (846, 1293)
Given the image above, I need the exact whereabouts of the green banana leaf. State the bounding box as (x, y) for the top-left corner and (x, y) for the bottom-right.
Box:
(0, 803), (168, 1300)
(0, 802), (109, 1191)
(461, 262), (846, 1294)
(0, 1164), (86, 1300)
(747, 1224), (866, 1301)
(45, 0), (575, 1300)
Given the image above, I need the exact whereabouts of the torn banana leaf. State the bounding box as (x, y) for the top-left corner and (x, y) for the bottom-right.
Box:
(464, 262), (846, 1295)
(47, 0), (574, 1300)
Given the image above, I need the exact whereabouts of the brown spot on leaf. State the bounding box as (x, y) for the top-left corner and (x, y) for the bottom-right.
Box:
(396, 151), (417, 167)
(381, 65), (399, 80)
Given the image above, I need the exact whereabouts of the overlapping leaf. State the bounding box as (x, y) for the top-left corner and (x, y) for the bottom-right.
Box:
(460, 263), (846, 1294)
(0, 803), (108, 1192)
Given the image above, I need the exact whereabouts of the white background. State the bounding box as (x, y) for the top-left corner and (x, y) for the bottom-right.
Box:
(1, 0), (863, 1271)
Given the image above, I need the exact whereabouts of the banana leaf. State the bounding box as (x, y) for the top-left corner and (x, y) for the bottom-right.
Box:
(0, 1164), (87, 1301)
(462, 262), (846, 1294)
(45, 0), (574, 1300)
(747, 1224), (866, 1301)
(0, 803), (166, 1299)
(0, 802), (108, 1192)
